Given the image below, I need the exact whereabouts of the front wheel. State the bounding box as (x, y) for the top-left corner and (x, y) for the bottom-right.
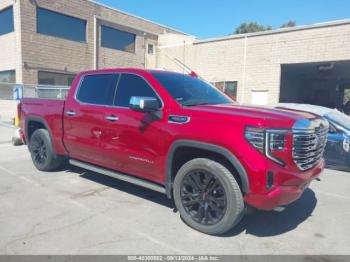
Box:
(29, 129), (63, 171)
(173, 158), (244, 235)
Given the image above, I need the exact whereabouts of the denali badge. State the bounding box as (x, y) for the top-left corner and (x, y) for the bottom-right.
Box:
(168, 115), (191, 124)
(129, 156), (154, 164)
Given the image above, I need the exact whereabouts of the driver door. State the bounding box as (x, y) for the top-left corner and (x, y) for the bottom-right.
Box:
(100, 73), (168, 182)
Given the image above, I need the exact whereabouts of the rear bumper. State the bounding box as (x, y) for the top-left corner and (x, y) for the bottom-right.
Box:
(244, 160), (324, 210)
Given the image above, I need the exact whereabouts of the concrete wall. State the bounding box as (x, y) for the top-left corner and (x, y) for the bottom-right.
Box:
(0, 100), (17, 122)
(158, 22), (350, 105)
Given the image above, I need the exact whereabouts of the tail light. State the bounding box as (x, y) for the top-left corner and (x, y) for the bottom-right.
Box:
(245, 127), (288, 166)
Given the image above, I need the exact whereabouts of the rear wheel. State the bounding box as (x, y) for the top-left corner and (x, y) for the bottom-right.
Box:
(173, 158), (244, 235)
(29, 129), (62, 171)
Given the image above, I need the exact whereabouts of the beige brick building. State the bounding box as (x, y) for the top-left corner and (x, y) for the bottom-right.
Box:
(1, 0), (350, 109)
(157, 21), (350, 107)
(0, 0), (186, 86)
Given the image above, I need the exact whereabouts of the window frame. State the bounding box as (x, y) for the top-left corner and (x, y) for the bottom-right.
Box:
(74, 73), (120, 107)
(147, 44), (155, 55)
(0, 6), (14, 36)
(213, 81), (238, 98)
(74, 73), (163, 109)
(36, 7), (87, 43)
(100, 25), (136, 54)
(114, 73), (163, 109)
(38, 71), (76, 86)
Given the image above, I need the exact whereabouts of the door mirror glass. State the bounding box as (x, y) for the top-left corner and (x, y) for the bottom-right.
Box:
(129, 96), (161, 112)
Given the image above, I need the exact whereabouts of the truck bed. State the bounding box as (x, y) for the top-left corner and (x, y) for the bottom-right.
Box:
(20, 98), (67, 155)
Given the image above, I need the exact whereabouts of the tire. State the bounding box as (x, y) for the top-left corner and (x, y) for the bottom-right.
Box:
(173, 158), (244, 235)
(29, 129), (62, 171)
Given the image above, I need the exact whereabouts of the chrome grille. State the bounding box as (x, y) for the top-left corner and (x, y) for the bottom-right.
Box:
(293, 122), (328, 171)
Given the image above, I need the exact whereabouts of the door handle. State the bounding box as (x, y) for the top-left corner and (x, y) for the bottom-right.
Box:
(106, 115), (119, 122)
(66, 111), (76, 117)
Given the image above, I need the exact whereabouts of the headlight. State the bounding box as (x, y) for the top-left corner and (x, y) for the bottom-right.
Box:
(245, 127), (288, 166)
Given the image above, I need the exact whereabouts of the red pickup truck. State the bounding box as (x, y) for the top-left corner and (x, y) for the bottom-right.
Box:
(18, 68), (328, 234)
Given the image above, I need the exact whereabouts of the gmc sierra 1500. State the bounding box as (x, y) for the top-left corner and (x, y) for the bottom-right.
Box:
(19, 68), (328, 234)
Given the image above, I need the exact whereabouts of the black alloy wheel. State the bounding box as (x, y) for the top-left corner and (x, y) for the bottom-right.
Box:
(31, 135), (48, 166)
(173, 158), (244, 235)
(180, 169), (227, 225)
(29, 129), (63, 171)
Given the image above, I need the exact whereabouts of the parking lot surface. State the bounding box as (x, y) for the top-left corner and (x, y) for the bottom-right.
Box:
(0, 125), (349, 255)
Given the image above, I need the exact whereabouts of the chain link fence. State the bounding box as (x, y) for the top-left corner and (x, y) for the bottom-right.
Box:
(0, 83), (70, 122)
(0, 83), (70, 100)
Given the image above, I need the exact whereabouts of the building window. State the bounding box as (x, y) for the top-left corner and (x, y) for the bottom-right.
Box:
(101, 25), (136, 53)
(37, 7), (86, 42)
(38, 71), (75, 86)
(148, 44), (154, 55)
(213, 81), (238, 99)
(0, 6), (14, 36)
(0, 70), (15, 83)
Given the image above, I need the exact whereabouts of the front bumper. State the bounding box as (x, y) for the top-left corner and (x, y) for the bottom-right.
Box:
(244, 160), (324, 210)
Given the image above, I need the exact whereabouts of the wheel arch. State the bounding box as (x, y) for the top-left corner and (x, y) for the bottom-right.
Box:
(25, 116), (58, 157)
(166, 140), (249, 198)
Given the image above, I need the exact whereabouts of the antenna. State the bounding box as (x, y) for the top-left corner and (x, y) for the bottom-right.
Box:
(163, 53), (204, 80)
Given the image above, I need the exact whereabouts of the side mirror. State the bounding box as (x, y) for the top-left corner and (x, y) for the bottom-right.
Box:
(129, 96), (161, 113)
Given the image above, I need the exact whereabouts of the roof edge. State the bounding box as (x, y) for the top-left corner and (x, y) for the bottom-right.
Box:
(88, 0), (190, 36)
(195, 18), (350, 44)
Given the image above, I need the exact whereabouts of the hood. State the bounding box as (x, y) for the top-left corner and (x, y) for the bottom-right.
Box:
(186, 103), (318, 128)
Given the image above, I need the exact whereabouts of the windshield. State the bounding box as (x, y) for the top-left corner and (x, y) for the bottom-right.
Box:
(325, 110), (350, 131)
(152, 72), (233, 106)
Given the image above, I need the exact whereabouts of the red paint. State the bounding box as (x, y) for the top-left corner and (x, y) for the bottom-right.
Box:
(19, 68), (324, 210)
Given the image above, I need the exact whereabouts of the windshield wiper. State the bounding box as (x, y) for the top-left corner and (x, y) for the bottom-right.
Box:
(182, 102), (213, 107)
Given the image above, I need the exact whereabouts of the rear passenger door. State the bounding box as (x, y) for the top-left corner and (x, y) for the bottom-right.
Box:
(102, 73), (166, 182)
(63, 73), (120, 167)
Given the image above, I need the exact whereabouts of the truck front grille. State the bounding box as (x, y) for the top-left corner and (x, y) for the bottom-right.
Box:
(292, 124), (328, 171)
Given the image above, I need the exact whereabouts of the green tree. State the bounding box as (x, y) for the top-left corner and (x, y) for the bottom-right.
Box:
(234, 22), (272, 34)
(280, 20), (296, 28)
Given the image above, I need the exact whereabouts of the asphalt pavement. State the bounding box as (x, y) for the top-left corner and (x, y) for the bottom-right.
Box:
(0, 124), (349, 255)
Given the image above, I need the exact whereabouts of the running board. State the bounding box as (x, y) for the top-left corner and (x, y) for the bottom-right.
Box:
(69, 159), (166, 194)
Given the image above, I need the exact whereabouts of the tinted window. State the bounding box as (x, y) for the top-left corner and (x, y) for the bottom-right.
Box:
(37, 7), (86, 42)
(101, 25), (136, 53)
(0, 6), (14, 36)
(38, 71), (75, 86)
(115, 74), (159, 107)
(77, 74), (118, 105)
(152, 73), (232, 106)
(0, 70), (15, 83)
